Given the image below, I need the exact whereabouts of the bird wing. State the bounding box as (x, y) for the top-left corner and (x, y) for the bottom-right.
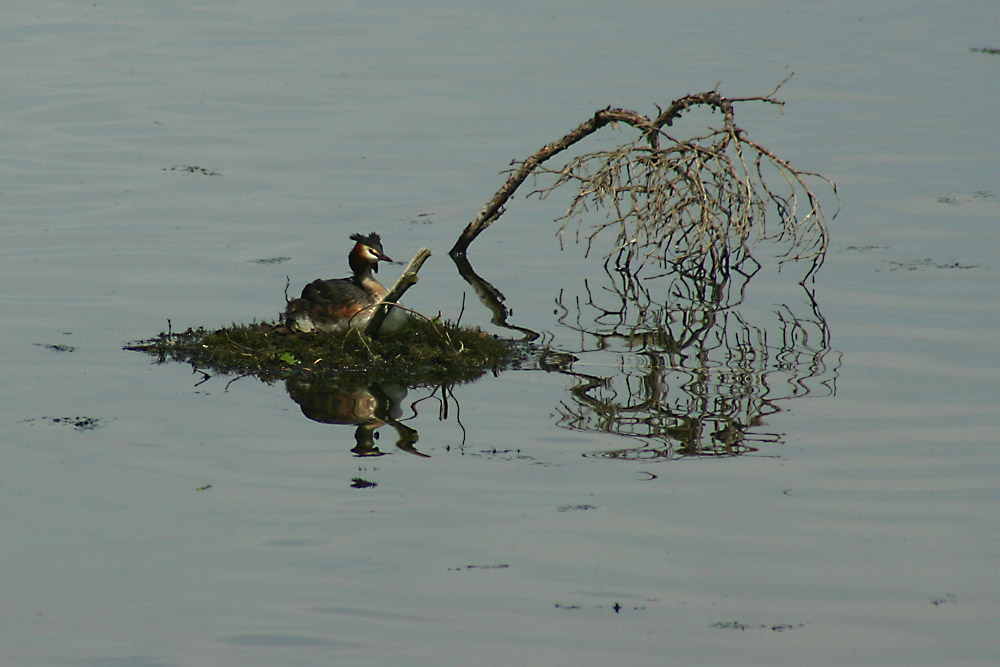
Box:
(300, 277), (371, 305)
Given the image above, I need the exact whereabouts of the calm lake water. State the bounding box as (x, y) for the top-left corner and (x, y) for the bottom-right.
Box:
(3, 1), (998, 665)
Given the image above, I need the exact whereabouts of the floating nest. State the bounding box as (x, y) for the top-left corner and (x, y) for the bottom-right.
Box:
(126, 317), (522, 385)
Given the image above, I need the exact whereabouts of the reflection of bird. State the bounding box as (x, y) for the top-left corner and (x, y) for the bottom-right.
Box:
(285, 378), (424, 457)
(285, 232), (407, 334)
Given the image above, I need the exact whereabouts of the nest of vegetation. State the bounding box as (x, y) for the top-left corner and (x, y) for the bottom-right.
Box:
(126, 317), (522, 385)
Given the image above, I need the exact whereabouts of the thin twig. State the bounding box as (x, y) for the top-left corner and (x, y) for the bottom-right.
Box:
(456, 292), (467, 328)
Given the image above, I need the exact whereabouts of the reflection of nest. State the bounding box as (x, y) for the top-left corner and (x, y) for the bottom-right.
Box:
(544, 266), (838, 458)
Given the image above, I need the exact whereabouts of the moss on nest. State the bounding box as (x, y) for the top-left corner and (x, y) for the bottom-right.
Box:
(126, 317), (522, 385)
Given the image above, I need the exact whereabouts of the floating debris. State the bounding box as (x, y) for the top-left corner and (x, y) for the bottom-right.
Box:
(886, 258), (979, 272)
(34, 343), (76, 352)
(163, 165), (222, 176)
(19, 416), (107, 431)
(710, 620), (806, 632)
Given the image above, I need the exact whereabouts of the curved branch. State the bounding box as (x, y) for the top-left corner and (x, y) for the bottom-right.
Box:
(449, 107), (662, 257)
(450, 77), (835, 282)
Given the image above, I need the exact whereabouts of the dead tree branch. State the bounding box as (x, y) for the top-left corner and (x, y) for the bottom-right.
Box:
(450, 76), (838, 282)
(363, 247), (432, 337)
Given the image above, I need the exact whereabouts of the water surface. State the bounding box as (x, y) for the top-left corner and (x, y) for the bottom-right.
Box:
(2, 2), (999, 665)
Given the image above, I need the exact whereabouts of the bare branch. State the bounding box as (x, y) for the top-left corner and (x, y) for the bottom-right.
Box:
(362, 247), (432, 337)
(450, 78), (838, 282)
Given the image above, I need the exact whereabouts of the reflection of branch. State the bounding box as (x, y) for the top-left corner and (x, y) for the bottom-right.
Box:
(451, 253), (540, 342)
(544, 268), (838, 458)
(407, 383), (470, 448)
(542, 347), (775, 458)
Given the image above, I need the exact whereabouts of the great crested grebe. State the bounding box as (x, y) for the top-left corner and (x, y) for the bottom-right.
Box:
(284, 232), (408, 335)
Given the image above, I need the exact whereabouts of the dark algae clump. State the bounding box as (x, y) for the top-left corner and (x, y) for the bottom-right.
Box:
(126, 317), (521, 385)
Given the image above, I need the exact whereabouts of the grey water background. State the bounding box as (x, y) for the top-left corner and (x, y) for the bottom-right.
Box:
(3, 1), (999, 665)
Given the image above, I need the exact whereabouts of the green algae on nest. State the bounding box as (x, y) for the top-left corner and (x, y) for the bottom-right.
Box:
(125, 317), (521, 385)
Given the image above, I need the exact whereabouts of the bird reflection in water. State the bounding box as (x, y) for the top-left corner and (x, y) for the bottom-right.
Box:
(285, 378), (427, 457)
